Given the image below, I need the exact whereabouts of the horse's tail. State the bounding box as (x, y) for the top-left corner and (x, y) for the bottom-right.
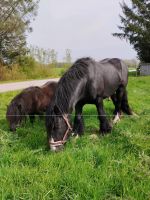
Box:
(120, 60), (129, 86)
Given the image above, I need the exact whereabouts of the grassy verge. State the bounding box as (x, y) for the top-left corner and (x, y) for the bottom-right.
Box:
(0, 67), (136, 84)
(0, 66), (64, 83)
(0, 77), (150, 200)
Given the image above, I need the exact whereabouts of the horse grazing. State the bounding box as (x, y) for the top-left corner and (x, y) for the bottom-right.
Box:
(6, 81), (57, 131)
(46, 57), (133, 151)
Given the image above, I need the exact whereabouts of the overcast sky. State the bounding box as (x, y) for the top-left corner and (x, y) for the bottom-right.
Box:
(27, 0), (137, 61)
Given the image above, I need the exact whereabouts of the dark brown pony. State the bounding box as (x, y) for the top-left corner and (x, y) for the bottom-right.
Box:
(6, 81), (57, 131)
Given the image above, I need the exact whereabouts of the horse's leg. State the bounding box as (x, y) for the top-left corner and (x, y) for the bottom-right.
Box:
(96, 97), (112, 134)
(24, 115), (27, 124)
(121, 89), (133, 115)
(29, 114), (35, 124)
(111, 93), (117, 114)
(113, 85), (124, 124)
(38, 112), (44, 120)
(73, 104), (84, 136)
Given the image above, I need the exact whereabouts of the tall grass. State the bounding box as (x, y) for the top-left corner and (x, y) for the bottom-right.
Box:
(0, 65), (26, 81)
(0, 63), (64, 82)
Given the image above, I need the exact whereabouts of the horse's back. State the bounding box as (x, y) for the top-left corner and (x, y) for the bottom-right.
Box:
(16, 82), (57, 112)
(41, 81), (57, 98)
(88, 58), (128, 98)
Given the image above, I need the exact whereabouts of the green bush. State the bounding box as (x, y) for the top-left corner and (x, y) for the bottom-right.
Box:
(0, 59), (65, 81)
(0, 64), (27, 81)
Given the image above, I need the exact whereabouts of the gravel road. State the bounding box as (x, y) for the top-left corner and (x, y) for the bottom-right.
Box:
(0, 78), (59, 93)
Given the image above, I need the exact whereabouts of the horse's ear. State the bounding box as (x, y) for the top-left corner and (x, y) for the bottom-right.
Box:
(54, 105), (61, 115)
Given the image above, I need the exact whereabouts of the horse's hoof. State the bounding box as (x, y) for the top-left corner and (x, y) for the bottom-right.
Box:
(71, 134), (80, 143)
(72, 132), (80, 138)
(75, 134), (79, 139)
(100, 125), (112, 135)
(107, 97), (111, 101)
(71, 132), (75, 136)
(113, 113), (121, 124)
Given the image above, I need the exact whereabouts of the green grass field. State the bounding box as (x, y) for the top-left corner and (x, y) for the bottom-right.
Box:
(0, 77), (150, 200)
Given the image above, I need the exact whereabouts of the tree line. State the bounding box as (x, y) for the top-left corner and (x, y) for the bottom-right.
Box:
(28, 46), (72, 67)
(0, 0), (72, 68)
(0, 0), (39, 65)
(0, 0), (150, 71)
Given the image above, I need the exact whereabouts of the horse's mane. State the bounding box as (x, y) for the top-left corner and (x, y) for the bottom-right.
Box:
(52, 57), (94, 113)
(46, 58), (94, 132)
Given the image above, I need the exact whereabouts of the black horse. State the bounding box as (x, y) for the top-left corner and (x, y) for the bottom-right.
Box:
(46, 58), (133, 151)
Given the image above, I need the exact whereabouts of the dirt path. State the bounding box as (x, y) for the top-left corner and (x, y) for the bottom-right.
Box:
(0, 78), (59, 93)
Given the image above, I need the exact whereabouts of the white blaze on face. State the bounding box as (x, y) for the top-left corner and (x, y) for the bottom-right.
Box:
(50, 137), (57, 151)
(113, 113), (120, 124)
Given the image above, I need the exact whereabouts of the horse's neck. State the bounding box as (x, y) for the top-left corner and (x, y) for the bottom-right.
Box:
(68, 79), (86, 112)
